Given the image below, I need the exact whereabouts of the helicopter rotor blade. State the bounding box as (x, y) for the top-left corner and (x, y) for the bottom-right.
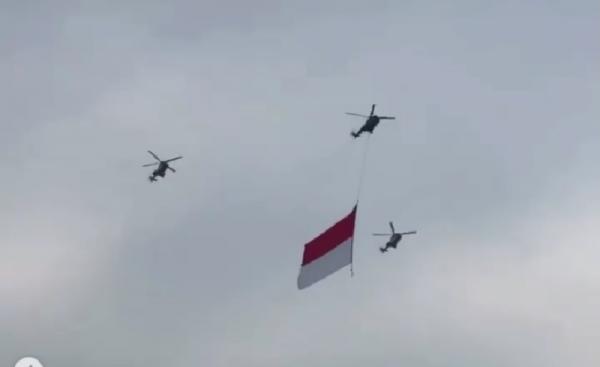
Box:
(379, 116), (396, 120)
(165, 156), (183, 163)
(168, 166), (176, 173)
(372, 233), (390, 236)
(345, 113), (369, 118)
(142, 162), (160, 167)
(389, 221), (395, 233)
(400, 231), (417, 235)
(147, 150), (161, 162)
(370, 104), (376, 116)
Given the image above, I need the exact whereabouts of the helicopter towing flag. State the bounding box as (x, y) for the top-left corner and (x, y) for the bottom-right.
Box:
(297, 205), (357, 289)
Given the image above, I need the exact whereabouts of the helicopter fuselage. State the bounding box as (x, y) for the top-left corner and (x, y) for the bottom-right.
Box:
(152, 162), (168, 177)
(361, 116), (380, 133)
(386, 233), (402, 248)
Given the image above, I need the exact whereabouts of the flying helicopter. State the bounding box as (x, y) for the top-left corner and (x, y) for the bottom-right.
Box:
(142, 150), (183, 182)
(346, 104), (395, 138)
(373, 221), (416, 253)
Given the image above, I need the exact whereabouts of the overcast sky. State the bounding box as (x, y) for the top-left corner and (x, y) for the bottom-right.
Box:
(1, 1), (600, 366)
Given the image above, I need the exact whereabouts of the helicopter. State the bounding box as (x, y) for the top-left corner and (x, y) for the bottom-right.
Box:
(373, 221), (416, 253)
(142, 150), (183, 182)
(346, 104), (395, 138)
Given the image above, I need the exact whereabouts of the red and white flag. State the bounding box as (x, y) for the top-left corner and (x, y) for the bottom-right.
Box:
(297, 205), (357, 289)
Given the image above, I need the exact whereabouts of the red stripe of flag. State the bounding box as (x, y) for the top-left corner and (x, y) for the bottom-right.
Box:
(301, 205), (357, 266)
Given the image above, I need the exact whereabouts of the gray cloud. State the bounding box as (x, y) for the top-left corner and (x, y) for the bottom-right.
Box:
(1, 1), (599, 366)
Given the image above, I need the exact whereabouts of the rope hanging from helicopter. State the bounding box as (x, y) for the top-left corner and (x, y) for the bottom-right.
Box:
(350, 134), (372, 277)
(355, 134), (372, 206)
